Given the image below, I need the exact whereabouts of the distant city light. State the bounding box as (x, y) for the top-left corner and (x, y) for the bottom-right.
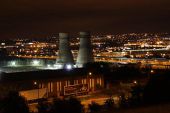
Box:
(100, 65), (104, 68)
(1, 43), (5, 46)
(133, 80), (137, 84)
(28, 43), (33, 45)
(47, 64), (51, 68)
(151, 70), (154, 73)
(10, 61), (16, 67)
(98, 44), (101, 47)
(53, 64), (63, 69)
(32, 60), (40, 66)
(1, 32), (170, 71)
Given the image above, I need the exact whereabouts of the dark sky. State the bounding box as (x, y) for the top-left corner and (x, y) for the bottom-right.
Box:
(0, 0), (170, 39)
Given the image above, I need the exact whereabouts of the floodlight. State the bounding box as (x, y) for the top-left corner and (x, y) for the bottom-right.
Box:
(66, 64), (72, 70)
(32, 60), (40, 66)
(11, 61), (16, 66)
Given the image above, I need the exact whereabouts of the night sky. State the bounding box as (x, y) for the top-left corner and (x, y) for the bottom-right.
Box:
(0, 0), (170, 38)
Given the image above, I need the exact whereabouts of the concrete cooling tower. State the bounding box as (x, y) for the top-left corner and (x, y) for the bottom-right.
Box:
(56, 33), (74, 69)
(76, 31), (94, 67)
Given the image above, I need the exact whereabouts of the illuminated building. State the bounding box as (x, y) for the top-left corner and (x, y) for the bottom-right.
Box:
(0, 69), (104, 100)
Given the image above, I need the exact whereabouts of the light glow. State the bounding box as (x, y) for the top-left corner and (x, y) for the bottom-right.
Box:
(89, 72), (92, 76)
(32, 60), (40, 66)
(34, 81), (37, 85)
(10, 61), (16, 66)
(66, 64), (72, 70)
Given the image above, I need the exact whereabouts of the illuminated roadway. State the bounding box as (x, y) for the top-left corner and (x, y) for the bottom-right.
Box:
(11, 53), (170, 70)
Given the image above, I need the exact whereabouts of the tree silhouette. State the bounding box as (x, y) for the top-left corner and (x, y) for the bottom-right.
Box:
(37, 101), (50, 113)
(130, 84), (143, 106)
(143, 73), (170, 104)
(119, 94), (129, 108)
(88, 101), (101, 113)
(50, 97), (83, 113)
(68, 97), (84, 113)
(51, 98), (66, 113)
(104, 97), (114, 109)
(0, 91), (29, 113)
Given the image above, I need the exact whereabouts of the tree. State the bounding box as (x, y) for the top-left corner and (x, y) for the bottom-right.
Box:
(51, 98), (66, 113)
(68, 97), (84, 113)
(119, 94), (129, 108)
(130, 84), (143, 106)
(51, 97), (83, 113)
(0, 91), (29, 113)
(37, 101), (50, 113)
(104, 97), (114, 109)
(88, 101), (101, 113)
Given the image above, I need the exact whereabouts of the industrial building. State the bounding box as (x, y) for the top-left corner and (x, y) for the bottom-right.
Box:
(0, 68), (104, 100)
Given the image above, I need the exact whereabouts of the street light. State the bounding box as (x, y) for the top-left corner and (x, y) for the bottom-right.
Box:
(133, 80), (137, 84)
(34, 81), (37, 85)
(33, 81), (39, 100)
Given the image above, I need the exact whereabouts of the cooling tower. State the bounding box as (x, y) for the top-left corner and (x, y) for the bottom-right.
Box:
(56, 33), (74, 69)
(76, 31), (94, 67)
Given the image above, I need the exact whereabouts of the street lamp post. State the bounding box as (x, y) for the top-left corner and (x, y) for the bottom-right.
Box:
(34, 81), (39, 100)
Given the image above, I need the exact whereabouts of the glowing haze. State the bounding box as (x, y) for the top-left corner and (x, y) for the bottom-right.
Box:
(0, 0), (170, 39)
